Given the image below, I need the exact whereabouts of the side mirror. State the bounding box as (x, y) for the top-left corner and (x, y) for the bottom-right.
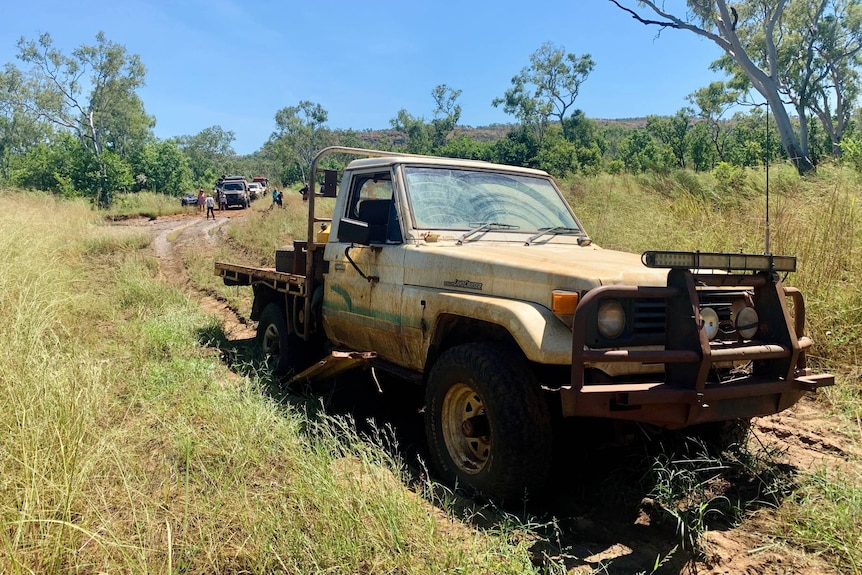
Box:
(337, 218), (370, 245)
(320, 170), (339, 197)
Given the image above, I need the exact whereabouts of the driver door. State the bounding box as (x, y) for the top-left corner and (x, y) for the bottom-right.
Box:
(323, 170), (409, 365)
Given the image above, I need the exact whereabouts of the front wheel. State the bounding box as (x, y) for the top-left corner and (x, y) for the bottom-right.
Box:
(424, 343), (553, 504)
(685, 418), (752, 453)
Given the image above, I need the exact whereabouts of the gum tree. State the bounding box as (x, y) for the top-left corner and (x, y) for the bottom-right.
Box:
(176, 125), (236, 186)
(390, 84), (462, 153)
(709, 0), (862, 158)
(608, 0), (834, 174)
(270, 101), (331, 184)
(430, 84), (462, 149)
(0, 81), (49, 180)
(493, 42), (595, 144)
(687, 81), (741, 163)
(4, 32), (149, 203)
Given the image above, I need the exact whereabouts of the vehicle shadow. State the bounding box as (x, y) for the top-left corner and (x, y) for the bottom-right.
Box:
(289, 369), (799, 573)
(203, 330), (799, 574)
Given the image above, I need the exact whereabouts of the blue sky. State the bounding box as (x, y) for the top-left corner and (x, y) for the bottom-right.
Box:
(2, 0), (729, 155)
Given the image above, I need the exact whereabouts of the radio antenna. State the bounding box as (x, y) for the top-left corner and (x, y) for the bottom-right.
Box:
(765, 100), (770, 255)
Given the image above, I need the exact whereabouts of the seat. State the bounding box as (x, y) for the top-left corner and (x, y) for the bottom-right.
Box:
(357, 199), (392, 243)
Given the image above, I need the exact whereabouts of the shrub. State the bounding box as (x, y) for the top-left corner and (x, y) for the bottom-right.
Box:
(605, 159), (624, 175)
(839, 137), (862, 173)
(712, 161), (748, 195)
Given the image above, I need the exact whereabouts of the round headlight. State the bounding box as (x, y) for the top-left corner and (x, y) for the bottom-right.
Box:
(597, 300), (626, 339)
(701, 306), (720, 340)
(736, 306), (759, 340)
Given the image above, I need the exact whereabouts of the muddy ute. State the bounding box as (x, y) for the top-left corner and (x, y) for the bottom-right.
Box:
(215, 147), (833, 502)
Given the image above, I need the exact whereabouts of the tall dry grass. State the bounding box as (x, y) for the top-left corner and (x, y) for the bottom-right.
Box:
(0, 192), (138, 571)
(0, 189), (538, 573)
(108, 191), (191, 219)
(566, 165), (862, 570)
(566, 165), (862, 374)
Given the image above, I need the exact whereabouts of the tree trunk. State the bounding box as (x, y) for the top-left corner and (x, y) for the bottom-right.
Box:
(795, 102), (811, 164)
(771, 101), (815, 174)
(756, 83), (815, 174)
(606, 0), (817, 175)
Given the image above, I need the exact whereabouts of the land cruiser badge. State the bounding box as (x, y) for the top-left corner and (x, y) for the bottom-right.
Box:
(443, 279), (483, 290)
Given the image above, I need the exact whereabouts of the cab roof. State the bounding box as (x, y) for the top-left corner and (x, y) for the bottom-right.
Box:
(345, 155), (550, 177)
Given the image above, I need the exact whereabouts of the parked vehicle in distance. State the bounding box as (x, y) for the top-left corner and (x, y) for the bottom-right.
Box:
(248, 182), (262, 199)
(181, 193), (198, 206)
(216, 175), (250, 209)
(252, 177), (268, 195)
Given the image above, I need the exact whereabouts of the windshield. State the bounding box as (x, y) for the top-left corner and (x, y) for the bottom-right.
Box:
(223, 182), (244, 191)
(403, 166), (578, 232)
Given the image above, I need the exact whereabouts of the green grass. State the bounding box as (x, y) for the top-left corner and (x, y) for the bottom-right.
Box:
(779, 468), (862, 572)
(107, 190), (193, 219)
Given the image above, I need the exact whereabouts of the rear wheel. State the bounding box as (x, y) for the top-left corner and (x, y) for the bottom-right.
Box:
(257, 303), (302, 378)
(424, 343), (553, 504)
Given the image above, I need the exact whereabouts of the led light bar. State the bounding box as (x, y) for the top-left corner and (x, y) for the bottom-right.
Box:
(641, 251), (796, 273)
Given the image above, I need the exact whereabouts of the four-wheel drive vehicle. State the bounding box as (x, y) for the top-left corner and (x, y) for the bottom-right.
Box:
(180, 193), (197, 206)
(217, 176), (250, 208)
(252, 176), (268, 194)
(247, 182), (263, 199)
(215, 147), (833, 502)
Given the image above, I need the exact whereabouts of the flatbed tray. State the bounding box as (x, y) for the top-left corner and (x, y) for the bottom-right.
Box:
(214, 261), (306, 295)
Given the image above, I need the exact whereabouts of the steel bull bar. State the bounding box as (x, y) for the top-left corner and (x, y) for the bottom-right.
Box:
(560, 268), (834, 428)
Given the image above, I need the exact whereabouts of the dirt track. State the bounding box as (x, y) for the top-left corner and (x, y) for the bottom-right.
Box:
(143, 207), (256, 341)
(127, 207), (856, 574)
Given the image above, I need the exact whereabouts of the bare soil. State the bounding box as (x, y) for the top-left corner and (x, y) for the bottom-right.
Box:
(137, 207), (256, 341)
(124, 207), (858, 575)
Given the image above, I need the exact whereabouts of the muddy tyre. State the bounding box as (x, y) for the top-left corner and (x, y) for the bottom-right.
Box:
(687, 418), (752, 452)
(424, 343), (553, 504)
(257, 303), (304, 378)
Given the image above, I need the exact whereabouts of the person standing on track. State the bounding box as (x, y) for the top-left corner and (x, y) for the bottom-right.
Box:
(197, 189), (206, 213)
(205, 194), (215, 219)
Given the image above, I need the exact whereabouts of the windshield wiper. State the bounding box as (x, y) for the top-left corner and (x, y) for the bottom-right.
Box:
(457, 222), (520, 245)
(525, 226), (589, 246)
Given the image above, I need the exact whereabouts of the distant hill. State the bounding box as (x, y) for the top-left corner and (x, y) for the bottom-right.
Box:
(593, 117), (650, 129)
(354, 118), (650, 147)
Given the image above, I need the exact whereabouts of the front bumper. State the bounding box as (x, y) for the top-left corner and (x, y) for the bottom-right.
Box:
(561, 269), (834, 428)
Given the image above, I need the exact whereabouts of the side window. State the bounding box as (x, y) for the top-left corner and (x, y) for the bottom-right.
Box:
(348, 173), (401, 244)
(349, 175), (393, 216)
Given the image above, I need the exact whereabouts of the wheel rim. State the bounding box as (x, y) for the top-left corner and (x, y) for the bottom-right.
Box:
(262, 323), (281, 360)
(441, 382), (490, 474)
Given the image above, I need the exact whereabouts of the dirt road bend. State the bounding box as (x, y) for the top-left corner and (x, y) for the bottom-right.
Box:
(128, 209), (255, 341)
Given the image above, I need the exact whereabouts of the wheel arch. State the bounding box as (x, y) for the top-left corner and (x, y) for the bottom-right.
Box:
(423, 293), (573, 379)
(251, 285), (286, 322)
(425, 314), (517, 378)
